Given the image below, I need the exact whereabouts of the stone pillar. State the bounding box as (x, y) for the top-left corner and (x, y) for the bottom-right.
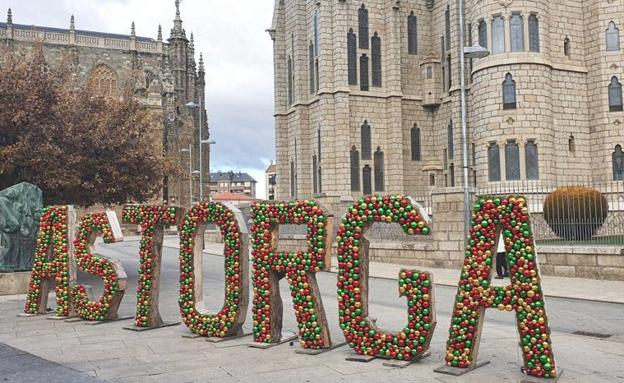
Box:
(431, 188), (468, 269)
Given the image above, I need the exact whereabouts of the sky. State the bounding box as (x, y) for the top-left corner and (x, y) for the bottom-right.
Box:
(4, 0), (276, 198)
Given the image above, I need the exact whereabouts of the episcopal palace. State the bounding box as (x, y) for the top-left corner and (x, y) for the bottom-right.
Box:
(270, 0), (624, 210)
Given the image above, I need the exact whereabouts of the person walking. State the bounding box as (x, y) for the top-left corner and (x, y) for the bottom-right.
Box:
(495, 234), (509, 279)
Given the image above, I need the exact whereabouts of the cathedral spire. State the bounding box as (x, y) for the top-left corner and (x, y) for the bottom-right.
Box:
(190, 32), (195, 50)
(70, 15), (75, 31)
(198, 53), (205, 73)
(172, 0), (183, 34)
(7, 8), (12, 26)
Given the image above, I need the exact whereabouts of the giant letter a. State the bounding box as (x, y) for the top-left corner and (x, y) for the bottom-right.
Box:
(444, 196), (557, 379)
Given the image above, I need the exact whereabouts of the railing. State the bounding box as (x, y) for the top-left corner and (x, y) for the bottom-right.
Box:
(4, 26), (160, 53)
(476, 179), (624, 246)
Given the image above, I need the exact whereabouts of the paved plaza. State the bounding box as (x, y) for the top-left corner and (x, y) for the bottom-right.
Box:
(1, 239), (623, 382)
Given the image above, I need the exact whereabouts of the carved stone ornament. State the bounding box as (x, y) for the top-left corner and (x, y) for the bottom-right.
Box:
(499, 0), (513, 7)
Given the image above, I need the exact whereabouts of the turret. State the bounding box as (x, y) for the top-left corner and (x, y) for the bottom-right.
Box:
(168, 0), (189, 100)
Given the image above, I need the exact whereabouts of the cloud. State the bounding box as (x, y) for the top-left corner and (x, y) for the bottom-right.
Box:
(4, 0), (276, 198)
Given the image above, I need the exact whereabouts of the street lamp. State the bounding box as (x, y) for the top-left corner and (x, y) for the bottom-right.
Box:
(458, 0), (491, 241)
(186, 99), (215, 202)
(180, 146), (193, 206)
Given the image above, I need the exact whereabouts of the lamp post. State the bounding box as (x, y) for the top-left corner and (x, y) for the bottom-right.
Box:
(186, 97), (216, 202)
(458, 0), (491, 241)
(180, 146), (194, 206)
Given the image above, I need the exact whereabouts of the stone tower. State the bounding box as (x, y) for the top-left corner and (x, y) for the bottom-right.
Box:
(270, 0), (624, 213)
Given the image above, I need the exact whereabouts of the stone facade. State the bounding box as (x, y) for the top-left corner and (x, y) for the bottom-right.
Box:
(270, 0), (624, 208)
(0, 1), (210, 207)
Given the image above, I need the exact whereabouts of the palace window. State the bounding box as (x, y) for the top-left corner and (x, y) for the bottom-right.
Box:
(503, 73), (517, 110)
(449, 163), (455, 187)
(312, 155), (318, 194)
(314, 10), (320, 56)
(569, 135), (576, 153)
(609, 76), (623, 112)
(408, 12), (418, 54)
(505, 140), (521, 181)
(360, 54), (369, 91)
(290, 160), (296, 197)
(309, 43), (315, 94)
(525, 140), (540, 180)
(614, 145), (624, 181)
(411, 125), (421, 161)
(363, 165), (372, 195)
(510, 14), (524, 52)
(348, 29), (358, 85)
(287, 56), (294, 105)
(564, 37), (571, 57)
(374, 148), (384, 192)
(371, 32), (382, 87)
(359, 4), (369, 49)
(529, 14), (540, 52)
(492, 16), (505, 54)
(488, 143), (501, 182)
(447, 120), (454, 159)
(447, 54), (452, 90)
(445, 5), (451, 51)
(361, 121), (372, 160)
(89, 64), (117, 97)
(350, 146), (360, 191)
(606, 22), (620, 52)
(478, 20), (487, 48)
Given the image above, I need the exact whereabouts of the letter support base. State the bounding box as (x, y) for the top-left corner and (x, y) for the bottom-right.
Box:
(47, 315), (78, 321)
(248, 332), (298, 349)
(295, 341), (347, 355)
(123, 321), (181, 332)
(519, 368), (563, 383)
(434, 360), (491, 376)
(207, 332), (252, 343)
(381, 351), (431, 368)
(17, 310), (53, 318)
(83, 316), (134, 326)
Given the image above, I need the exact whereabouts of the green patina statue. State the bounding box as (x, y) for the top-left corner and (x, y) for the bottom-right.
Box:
(0, 183), (43, 272)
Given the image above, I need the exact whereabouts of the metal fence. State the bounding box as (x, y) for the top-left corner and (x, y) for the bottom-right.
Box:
(476, 180), (624, 246)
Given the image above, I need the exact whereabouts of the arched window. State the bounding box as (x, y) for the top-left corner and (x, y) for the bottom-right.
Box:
(525, 140), (539, 180)
(362, 165), (372, 195)
(347, 29), (358, 85)
(374, 147), (384, 192)
(287, 56), (294, 105)
(564, 37), (571, 57)
(358, 4), (369, 49)
(446, 54), (452, 90)
(614, 145), (624, 181)
(529, 14), (540, 52)
(411, 125), (421, 161)
(505, 140), (521, 181)
(360, 54), (369, 91)
(568, 135), (576, 153)
(309, 42), (315, 94)
(350, 146), (360, 191)
(606, 22), (620, 52)
(492, 16), (505, 54)
(478, 20), (487, 48)
(89, 64), (117, 97)
(609, 76), (623, 112)
(361, 121), (372, 159)
(447, 120), (454, 159)
(429, 174), (436, 186)
(510, 14), (524, 52)
(408, 12), (418, 54)
(503, 73), (517, 110)
(488, 143), (501, 182)
(318, 167), (322, 194)
(445, 5), (451, 51)
(371, 32), (382, 87)
(317, 128), (322, 161)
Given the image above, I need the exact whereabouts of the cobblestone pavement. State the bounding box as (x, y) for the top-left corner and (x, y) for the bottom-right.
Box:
(1, 240), (623, 383)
